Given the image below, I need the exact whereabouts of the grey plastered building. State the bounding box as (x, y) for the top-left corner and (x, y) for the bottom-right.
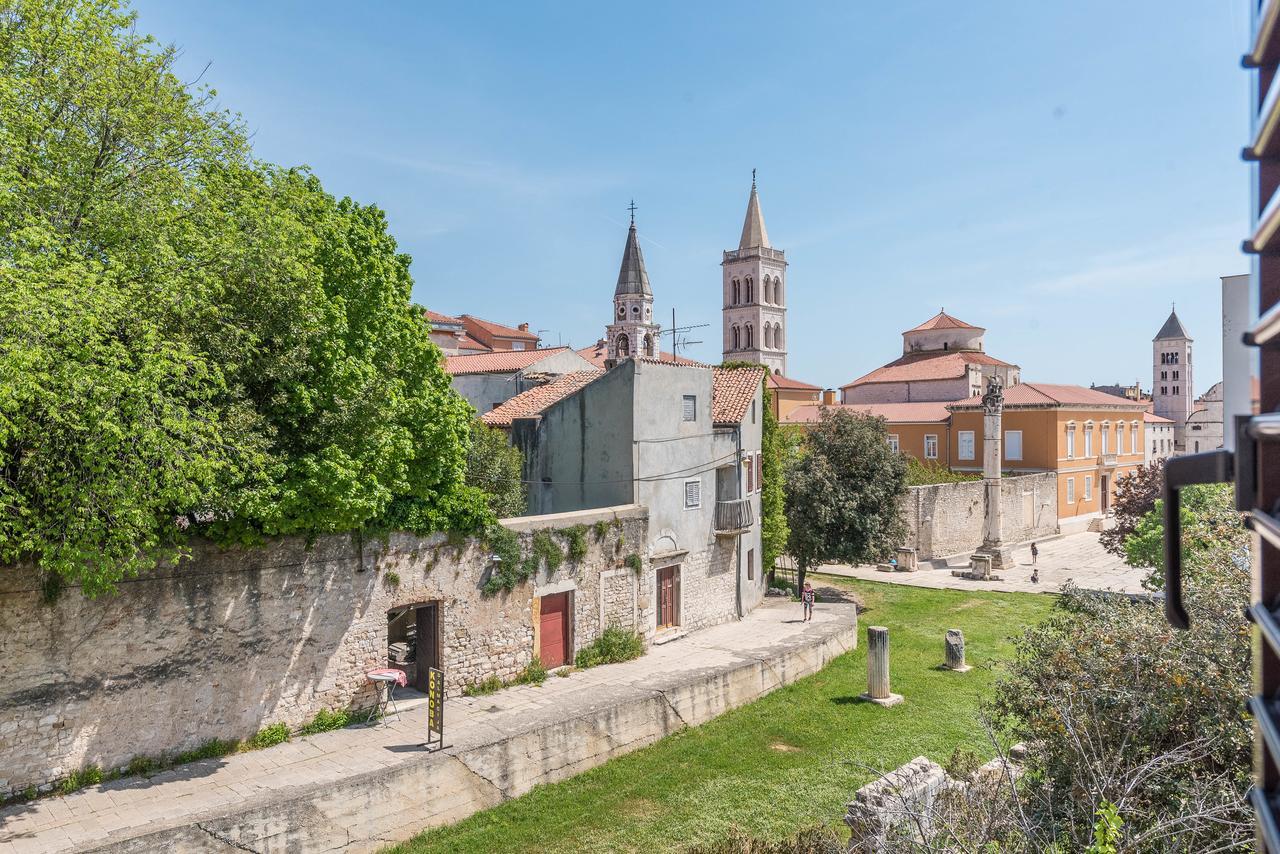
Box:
(509, 358), (768, 637)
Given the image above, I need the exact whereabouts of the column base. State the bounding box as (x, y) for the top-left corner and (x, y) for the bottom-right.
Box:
(943, 664), (973, 673)
(858, 692), (904, 707)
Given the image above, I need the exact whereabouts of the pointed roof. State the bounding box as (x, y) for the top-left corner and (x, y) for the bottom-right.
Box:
(738, 180), (771, 250)
(905, 311), (982, 334)
(1153, 309), (1192, 341)
(615, 223), (652, 297)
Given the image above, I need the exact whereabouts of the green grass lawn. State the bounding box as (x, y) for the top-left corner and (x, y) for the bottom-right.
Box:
(388, 577), (1054, 854)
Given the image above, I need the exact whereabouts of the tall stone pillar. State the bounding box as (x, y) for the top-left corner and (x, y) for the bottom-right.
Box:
(860, 626), (903, 707)
(971, 375), (1013, 571)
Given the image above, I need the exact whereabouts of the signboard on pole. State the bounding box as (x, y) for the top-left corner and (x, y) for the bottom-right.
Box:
(425, 667), (445, 751)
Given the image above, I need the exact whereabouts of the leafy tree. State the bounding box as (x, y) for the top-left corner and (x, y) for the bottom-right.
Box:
(784, 409), (908, 592)
(759, 385), (790, 575)
(466, 421), (526, 518)
(904, 457), (980, 486)
(0, 0), (483, 594)
(1122, 483), (1245, 587)
(1099, 460), (1164, 560)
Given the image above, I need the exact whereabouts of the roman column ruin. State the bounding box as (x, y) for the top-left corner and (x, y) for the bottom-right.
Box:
(971, 375), (1014, 572)
(860, 626), (903, 707)
(944, 628), (971, 672)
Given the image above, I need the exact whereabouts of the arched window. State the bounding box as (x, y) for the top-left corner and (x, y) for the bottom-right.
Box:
(643, 334), (655, 357)
(732, 325), (740, 349)
(616, 334), (629, 357)
(745, 277), (754, 303)
(763, 278), (772, 304)
(745, 324), (754, 349)
(775, 278), (783, 305)
(732, 279), (740, 305)
(775, 325), (783, 349)
(764, 324), (773, 349)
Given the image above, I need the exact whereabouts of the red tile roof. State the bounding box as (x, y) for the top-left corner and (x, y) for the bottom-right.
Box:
(949, 382), (1150, 410)
(482, 371), (603, 427)
(456, 334), (491, 353)
(1144, 411), (1176, 424)
(460, 314), (540, 346)
(767, 373), (823, 391)
(712, 366), (766, 425)
(424, 309), (463, 327)
(905, 311), (982, 333)
(444, 346), (572, 376)
(575, 340), (703, 369)
(842, 350), (1013, 389)
(782, 402), (950, 424)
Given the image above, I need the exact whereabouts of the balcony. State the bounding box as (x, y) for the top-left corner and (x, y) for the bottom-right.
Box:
(1099, 454), (1119, 468)
(714, 498), (754, 536)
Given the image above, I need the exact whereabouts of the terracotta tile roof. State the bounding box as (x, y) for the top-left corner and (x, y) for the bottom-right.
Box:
(905, 311), (982, 333)
(460, 314), (540, 346)
(842, 350), (1014, 389)
(949, 382), (1150, 410)
(767, 373), (823, 391)
(482, 371), (603, 428)
(456, 334), (491, 353)
(444, 346), (571, 376)
(1144, 411), (1176, 423)
(782, 402), (951, 424)
(424, 309), (463, 327)
(712, 366), (766, 425)
(575, 340), (703, 369)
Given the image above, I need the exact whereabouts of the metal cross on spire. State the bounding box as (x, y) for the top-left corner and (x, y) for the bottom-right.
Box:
(752, 168), (756, 189)
(628, 199), (637, 226)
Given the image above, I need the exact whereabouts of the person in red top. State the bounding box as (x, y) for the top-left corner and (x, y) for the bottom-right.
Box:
(801, 581), (816, 622)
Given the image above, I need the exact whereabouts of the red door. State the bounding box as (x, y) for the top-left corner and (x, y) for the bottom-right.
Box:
(658, 566), (680, 628)
(539, 593), (571, 668)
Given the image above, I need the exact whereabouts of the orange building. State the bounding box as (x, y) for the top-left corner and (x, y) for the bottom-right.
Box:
(783, 401), (951, 464)
(947, 383), (1148, 528)
(767, 374), (823, 421)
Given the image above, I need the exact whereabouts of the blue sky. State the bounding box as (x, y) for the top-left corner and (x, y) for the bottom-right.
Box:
(135, 1), (1250, 394)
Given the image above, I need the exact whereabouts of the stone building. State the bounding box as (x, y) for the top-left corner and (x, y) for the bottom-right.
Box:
(722, 176), (788, 375)
(840, 311), (1020, 405)
(443, 346), (597, 413)
(1187, 380), (1225, 454)
(1151, 308), (1194, 450)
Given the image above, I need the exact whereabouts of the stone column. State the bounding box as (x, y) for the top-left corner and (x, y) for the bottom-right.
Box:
(944, 629), (971, 672)
(860, 626), (903, 707)
(970, 375), (1013, 572)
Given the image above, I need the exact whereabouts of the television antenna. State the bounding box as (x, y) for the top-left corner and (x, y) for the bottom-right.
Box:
(662, 308), (709, 359)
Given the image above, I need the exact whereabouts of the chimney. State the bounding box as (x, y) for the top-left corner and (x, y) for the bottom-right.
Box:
(518, 323), (529, 332)
(822, 389), (837, 406)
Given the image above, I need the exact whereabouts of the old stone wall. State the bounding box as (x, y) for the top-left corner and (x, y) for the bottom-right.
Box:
(0, 505), (647, 798)
(899, 473), (1058, 560)
(676, 540), (739, 632)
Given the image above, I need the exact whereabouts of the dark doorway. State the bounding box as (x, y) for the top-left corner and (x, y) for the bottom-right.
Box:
(657, 565), (681, 629)
(414, 603), (440, 693)
(539, 592), (572, 668)
(1100, 474), (1110, 514)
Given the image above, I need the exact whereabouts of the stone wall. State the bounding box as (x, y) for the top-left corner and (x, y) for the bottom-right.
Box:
(676, 540), (739, 632)
(899, 473), (1058, 560)
(0, 505), (648, 798)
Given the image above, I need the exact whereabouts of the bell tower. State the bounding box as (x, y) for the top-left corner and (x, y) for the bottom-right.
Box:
(721, 172), (786, 374)
(606, 203), (660, 363)
(1152, 306), (1193, 450)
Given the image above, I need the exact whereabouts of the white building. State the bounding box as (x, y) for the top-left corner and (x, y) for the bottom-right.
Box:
(1145, 411), (1176, 466)
(1187, 381), (1225, 454)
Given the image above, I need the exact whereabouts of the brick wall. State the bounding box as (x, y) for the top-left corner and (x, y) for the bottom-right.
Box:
(0, 506), (649, 798)
(899, 473), (1058, 560)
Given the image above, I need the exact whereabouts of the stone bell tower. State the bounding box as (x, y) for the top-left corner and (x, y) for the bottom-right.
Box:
(721, 173), (787, 375)
(606, 203), (660, 363)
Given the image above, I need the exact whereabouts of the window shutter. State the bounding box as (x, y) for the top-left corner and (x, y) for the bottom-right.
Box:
(755, 453), (762, 492)
(682, 395), (696, 422)
(685, 479), (701, 508)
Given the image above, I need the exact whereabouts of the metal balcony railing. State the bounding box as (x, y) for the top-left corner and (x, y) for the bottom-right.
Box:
(714, 498), (754, 535)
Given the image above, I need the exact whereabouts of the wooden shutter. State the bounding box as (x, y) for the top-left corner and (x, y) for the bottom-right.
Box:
(685, 479), (700, 508)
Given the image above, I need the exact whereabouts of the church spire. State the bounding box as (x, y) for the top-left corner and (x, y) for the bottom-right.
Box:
(738, 173), (771, 250)
(615, 219), (652, 297)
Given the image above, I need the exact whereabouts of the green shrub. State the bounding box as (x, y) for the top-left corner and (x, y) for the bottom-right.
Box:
(513, 656), (548, 686)
(462, 675), (504, 697)
(22, 786), (36, 801)
(481, 524), (532, 595)
(176, 738), (239, 764)
(615, 535), (625, 554)
(247, 722), (291, 750)
(127, 755), (160, 776)
(384, 570), (401, 586)
(531, 529), (564, 572)
(57, 765), (103, 795)
(592, 520), (611, 541)
(298, 708), (352, 736)
(563, 525), (588, 562)
(905, 457), (980, 486)
(624, 553), (643, 573)
(575, 627), (645, 669)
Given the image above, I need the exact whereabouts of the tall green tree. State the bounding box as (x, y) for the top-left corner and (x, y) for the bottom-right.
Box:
(1098, 460), (1164, 560)
(466, 421), (526, 519)
(784, 409), (908, 593)
(0, 0), (483, 594)
(759, 385), (790, 574)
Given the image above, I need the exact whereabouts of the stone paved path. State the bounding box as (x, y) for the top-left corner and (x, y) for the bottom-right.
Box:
(809, 531), (1149, 595)
(0, 598), (857, 854)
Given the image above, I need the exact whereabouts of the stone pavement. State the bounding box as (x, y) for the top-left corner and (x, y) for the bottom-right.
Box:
(810, 531), (1149, 595)
(0, 598), (857, 854)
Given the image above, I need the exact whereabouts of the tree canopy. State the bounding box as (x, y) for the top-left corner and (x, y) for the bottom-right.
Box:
(0, 0), (483, 595)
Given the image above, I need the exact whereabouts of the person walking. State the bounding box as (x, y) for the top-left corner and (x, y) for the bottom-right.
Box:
(1030, 542), (1039, 565)
(801, 581), (816, 622)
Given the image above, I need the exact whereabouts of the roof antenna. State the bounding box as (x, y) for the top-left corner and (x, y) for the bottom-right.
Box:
(628, 199), (637, 226)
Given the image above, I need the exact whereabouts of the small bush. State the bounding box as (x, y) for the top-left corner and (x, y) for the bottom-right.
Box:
(247, 722), (291, 750)
(531, 529), (565, 572)
(575, 627), (645, 669)
(563, 525), (588, 562)
(176, 738), (239, 764)
(462, 675), (504, 697)
(944, 746), (982, 782)
(624, 553), (643, 573)
(127, 755), (160, 776)
(481, 524), (533, 595)
(298, 709), (352, 736)
(513, 656), (548, 686)
(592, 520), (611, 541)
(384, 570), (401, 586)
(22, 786), (36, 801)
(615, 534), (625, 554)
(57, 765), (103, 795)
(556, 666), (575, 678)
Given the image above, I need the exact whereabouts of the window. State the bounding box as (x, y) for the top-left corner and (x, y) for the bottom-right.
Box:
(745, 277), (754, 302)
(1160, 371), (1167, 380)
(1005, 430), (1023, 461)
(732, 325), (740, 349)
(616, 334), (630, 357)
(682, 395), (697, 421)
(751, 399), (756, 424)
(755, 453), (763, 493)
(1084, 476), (1093, 501)
(925, 434), (938, 459)
(775, 325), (783, 349)
(887, 434), (900, 453)
(1173, 386), (1180, 395)
(1173, 370), (1179, 380)
(1066, 424), (1076, 459)
(732, 279), (740, 304)
(1101, 424), (1110, 455)
(747, 548), (755, 581)
(744, 457), (753, 493)
(958, 430), (975, 460)
(1132, 422), (1139, 454)
(1067, 477), (1075, 503)
(1194, 441), (1200, 452)
(1115, 424), (1124, 455)
(1161, 386), (1168, 395)
(1084, 425), (1093, 458)
(511, 342), (526, 351)
(745, 324), (754, 348)
(684, 479), (701, 509)
(764, 324), (773, 349)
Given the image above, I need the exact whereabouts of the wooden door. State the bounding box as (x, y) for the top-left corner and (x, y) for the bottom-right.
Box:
(1101, 475), (1110, 513)
(658, 566), (680, 628)
(414, 604), (439, 693)
(539, 593), (571, 668)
